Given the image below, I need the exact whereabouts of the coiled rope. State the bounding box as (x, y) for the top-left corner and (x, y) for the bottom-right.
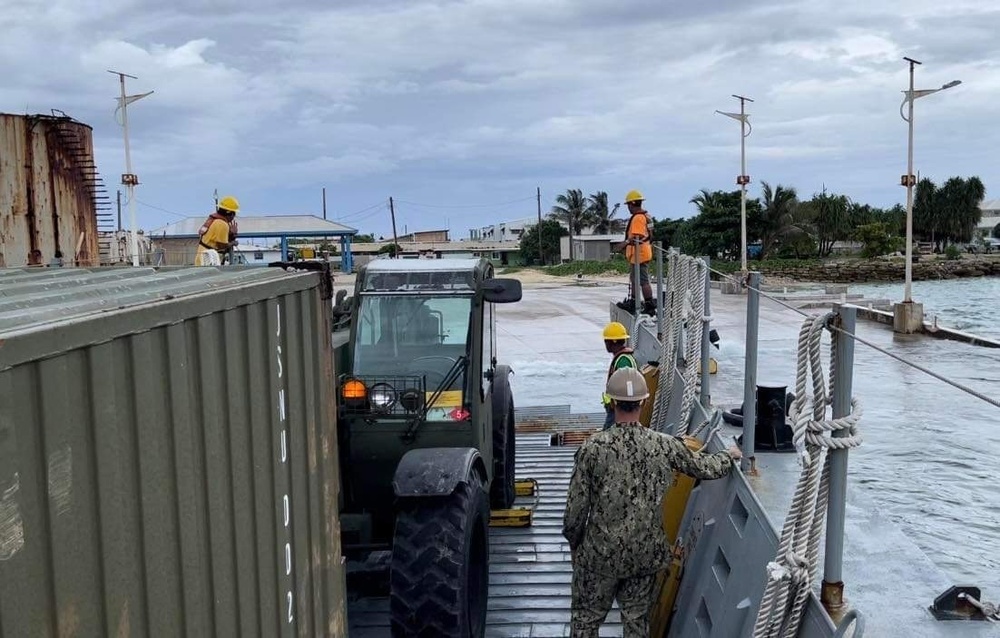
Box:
(753, 313), (863, 638)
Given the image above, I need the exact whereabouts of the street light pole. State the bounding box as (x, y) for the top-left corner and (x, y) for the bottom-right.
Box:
(109, 70), (153, 267)
(716, 95), (753, 275)
(902, 57), (919, 304)
(895, 58), (961, 331)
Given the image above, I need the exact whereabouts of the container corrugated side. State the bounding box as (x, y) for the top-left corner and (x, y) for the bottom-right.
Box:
(0, 266), (347, 637)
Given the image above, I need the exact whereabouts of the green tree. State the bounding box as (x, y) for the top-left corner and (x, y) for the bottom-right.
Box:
(805, 190), (851, 257)
(855, 222), (903, 258)
(912, 178), (940, 244)
(683, 189), (764, 259)
(913, 176), (984, 246)
(378, 243), (402, 257)
(775, 233), (818, 259)
(586, 191), (626, 234)
(884, 204), (907, 236)
(758, 181), (808, 259)
(651, 217), (686, 248)
(519, 219), (567, 265)
(549, 188), (592, 261)
(354, 233), (376, 243)
(993, 223), (1000, 239)
(953, 176), (985, 243)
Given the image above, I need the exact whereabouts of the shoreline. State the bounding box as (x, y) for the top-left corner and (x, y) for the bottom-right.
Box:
(500, 254), (1000, 287)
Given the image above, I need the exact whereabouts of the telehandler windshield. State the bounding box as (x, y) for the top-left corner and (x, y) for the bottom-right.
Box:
(353, 294), (471, 392)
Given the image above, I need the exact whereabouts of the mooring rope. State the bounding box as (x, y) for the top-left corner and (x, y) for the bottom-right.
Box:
(752, 313), (863, 638)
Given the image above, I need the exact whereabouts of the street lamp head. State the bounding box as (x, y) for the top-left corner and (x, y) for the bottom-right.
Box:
(941, 80), (961, 90)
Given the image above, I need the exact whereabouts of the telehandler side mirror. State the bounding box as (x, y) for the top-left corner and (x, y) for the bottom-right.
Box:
(483, 278), (522, 304)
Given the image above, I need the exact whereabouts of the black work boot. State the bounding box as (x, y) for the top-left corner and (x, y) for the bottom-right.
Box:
(616, 298), (636, 313)
(642, 299), (657, 316)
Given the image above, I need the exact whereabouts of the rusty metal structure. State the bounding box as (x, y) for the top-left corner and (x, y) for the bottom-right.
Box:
(0, 112), (114, 268)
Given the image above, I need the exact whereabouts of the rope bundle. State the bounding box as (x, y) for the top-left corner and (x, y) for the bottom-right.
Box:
(753, 313), (863, 638)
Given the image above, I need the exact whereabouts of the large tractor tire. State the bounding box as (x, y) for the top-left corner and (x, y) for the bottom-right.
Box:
(489, 365), (516, 509)
(389, 472), (490, 637)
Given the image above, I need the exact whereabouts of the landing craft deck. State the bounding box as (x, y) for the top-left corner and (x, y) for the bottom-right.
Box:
(347, 413), (627, 637)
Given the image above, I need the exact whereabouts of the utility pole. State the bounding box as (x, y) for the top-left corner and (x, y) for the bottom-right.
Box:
(109, 70), (152, 267)
(116, 190), (122, 231)
(537, 186), (543, 265)
(716, 95), (753, 275)
(322, 187), (327, 220)
(389, 197), (399, 258)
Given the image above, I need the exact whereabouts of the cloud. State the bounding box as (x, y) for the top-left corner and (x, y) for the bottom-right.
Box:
(1, 0), (998, 235)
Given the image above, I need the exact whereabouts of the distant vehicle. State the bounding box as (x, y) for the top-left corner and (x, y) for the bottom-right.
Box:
(966, 238), (999, 254)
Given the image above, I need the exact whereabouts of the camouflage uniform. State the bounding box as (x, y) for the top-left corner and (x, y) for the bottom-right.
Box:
(562, 421), (734, 637)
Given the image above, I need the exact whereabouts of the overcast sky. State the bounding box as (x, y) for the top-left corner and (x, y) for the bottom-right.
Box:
(4, 0), (997, 239)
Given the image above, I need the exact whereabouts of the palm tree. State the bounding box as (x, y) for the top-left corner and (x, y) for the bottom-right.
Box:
(758, 182), (806, 259)
(912, 178), (939, 244)
(586, 191), (626, 234)
(958, 176), (986, 243)
(549, 188), (592, 260)
(690, 188), (724, 215)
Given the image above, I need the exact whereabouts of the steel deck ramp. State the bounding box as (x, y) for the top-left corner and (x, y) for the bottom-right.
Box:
(347, 410), (623, 637)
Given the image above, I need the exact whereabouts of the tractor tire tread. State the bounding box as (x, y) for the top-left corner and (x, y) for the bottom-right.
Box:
(390, 478), (489, 637)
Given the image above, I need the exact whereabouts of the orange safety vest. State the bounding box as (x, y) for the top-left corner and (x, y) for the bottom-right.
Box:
(198, 213), (238, 249)
(624, 212), (653, 264)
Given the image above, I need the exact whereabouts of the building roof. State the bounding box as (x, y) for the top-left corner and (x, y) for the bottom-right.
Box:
(351, 240), (519, 253)
(980, 199), (1000, 212)
(151, 215), (357, 238)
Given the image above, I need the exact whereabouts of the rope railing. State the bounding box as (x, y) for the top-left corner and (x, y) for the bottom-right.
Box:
(708, 267), (1000, 412)
(648, 251), (711, 436)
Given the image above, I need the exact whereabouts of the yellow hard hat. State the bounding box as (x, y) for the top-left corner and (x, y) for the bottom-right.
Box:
(218, 195), (240, 214)
(602, 321), (629, 341)
(624, 189), (644, 204)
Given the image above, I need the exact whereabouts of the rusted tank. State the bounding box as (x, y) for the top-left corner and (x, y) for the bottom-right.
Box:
(0, 113), (111, 268)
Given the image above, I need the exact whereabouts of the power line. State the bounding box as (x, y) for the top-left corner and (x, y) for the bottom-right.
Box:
(707, 265), (1000, 411)
(136, 199), (189, 220)
(392, 195), (536, 210)
(338, 200), (388, 221)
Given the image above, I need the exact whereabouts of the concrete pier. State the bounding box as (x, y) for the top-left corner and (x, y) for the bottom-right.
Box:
(893, 301), (925, 334)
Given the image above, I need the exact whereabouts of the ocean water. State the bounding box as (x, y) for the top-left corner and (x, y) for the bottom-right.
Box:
(850, 277), (1000, 339)
(500, 276), (1000, 592)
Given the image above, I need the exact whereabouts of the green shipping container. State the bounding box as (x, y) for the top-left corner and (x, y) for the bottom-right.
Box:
(0, 266), (347, 637)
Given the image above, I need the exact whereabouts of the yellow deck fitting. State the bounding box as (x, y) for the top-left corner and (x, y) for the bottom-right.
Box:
(489, 508), (533, 527)
(515, 479), (537, 497)
(491, 478), (540, 528)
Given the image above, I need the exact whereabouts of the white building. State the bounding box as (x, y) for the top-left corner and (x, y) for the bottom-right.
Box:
(979, 199), (1000, 237)
(560, 234), (626, 262)
(470, 217), (537, 242)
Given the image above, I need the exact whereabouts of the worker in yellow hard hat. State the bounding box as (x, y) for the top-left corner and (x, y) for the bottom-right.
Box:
(615, 189), (655, 316)
(600, 321), (638, 430)
(196, 195), (240, 266)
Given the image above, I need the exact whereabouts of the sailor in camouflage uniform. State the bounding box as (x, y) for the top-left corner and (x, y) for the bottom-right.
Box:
(562, 367), (742, 637)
